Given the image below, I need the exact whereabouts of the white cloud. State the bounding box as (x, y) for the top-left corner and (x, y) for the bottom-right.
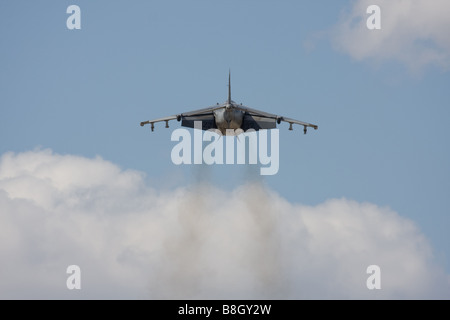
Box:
(0, 149), (449, 299)
(332, 0), (450, 71)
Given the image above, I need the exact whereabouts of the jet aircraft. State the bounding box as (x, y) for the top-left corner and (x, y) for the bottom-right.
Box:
(140, 72), (318, 135)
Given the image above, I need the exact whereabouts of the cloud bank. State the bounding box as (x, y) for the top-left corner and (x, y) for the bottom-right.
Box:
(0, 149), (449, 299)
(332, 0), (450, 71)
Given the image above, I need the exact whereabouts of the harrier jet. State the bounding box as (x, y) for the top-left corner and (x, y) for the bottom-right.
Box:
(140, 72), (318, 135)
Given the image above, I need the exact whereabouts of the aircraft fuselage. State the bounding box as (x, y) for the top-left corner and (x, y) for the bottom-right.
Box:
(213, 102), (244, 135)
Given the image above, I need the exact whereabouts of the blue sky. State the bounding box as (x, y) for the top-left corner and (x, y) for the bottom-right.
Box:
(1, 1), (449, 298)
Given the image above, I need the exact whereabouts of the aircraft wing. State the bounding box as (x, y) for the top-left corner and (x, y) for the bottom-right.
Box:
(235, 105), (318, 134)
(278, 116), (318, 131)
(235, 105), (279, 119)
(140, 115), (178, 131)
(181, 105), (224, 117)
(140, 105), (224, 131)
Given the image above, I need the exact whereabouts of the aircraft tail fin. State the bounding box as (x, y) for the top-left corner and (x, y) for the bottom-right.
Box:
(228, 70), (231, 104)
